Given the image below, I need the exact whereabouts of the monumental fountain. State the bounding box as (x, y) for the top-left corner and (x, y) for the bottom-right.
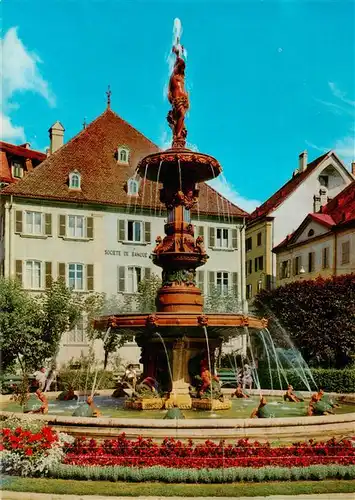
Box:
(94, 34), (267, 411)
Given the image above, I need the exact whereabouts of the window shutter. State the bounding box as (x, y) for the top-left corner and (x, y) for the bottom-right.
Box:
(197, 270), (205, 292)
(293, 258), (297, 276)
(15, 260), (23, 284)
(87, 264), (94, 291)
(118, 219), (125, 241)
(208, 271), (215, 294)
(145, 267), (151, 280)
(232, 229), (238, 249)
(118, 266), (125, 292)
(197, 226), (204, 238)
(45, 262), (52, 288)
(59, 215), (66, 237)
(209, 227), (215, 248)
(58, 262), (66, 281)
(232, 272), (238, 295)
(44, 214), (52, 236)
(86, 217), (94, 239)
(144, 221), (151, 243)
(287, 260), (291, 277)
(15, 211), (23, 233)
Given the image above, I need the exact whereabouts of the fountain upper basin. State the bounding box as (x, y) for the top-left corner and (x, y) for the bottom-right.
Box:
(94, 312), (267, 337)
(136, 148), (222, 184)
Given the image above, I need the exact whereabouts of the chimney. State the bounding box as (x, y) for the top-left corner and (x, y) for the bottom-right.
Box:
(313, 195), (321, 212)
(48, 121), (65, 154)
(298, 150), (308, 173)
(351, 161), (355, 177)
(319, 187), (328, 207)
(20, 142), (31, 149)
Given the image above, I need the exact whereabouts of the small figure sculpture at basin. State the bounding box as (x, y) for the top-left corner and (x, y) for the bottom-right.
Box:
(232, 384), (250, 399)
(250, 396), (271, 419)
(283, 384), (303, 403)
(167, 40), (189, 147)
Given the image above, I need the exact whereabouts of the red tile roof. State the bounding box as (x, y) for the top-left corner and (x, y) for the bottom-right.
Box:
(248, 152), (331, 223)
(0, 141), (46, 162)
(273, 180), (355, 252)
(2, 108), (247, 218)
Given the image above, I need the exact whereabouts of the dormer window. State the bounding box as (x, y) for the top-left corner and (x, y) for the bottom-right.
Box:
(127, 178), (139, 196)
(12, 161), (23, 179)
(319, 175), (329, 188)
(69, 171), (81, 190)
(117, 146), (130, 164)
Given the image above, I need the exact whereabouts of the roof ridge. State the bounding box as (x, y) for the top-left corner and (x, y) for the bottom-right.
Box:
(0, 141), (45, 155)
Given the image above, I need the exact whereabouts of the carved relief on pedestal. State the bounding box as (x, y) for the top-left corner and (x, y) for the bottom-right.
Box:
(162, 269), (196, 287)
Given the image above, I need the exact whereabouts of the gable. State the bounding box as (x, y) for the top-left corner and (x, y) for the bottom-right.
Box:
(294, 219), (331, 245)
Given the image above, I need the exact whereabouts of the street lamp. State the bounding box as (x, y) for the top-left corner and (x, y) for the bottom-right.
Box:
(257, 272), (265, 292)
(299, 266), (305, 279)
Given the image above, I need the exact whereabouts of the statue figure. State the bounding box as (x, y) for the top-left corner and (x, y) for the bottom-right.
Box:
(167, 40), (189, 147)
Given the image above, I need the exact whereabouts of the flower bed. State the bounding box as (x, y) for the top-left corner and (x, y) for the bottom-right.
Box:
(63, 434), (355, 469)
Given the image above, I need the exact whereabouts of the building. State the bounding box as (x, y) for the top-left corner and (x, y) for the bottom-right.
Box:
(245, 151), (354, 299)
(0, 105), (248, 367)
(0, 141), (46, 189)
(273, 180), (355, 284)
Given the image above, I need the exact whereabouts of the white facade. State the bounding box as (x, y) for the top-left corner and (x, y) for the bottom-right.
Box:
(0, 197), (246, 367)
(268, 154), (353, 282)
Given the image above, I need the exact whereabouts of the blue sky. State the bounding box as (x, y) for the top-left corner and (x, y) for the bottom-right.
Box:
(1, 0), (354, 211)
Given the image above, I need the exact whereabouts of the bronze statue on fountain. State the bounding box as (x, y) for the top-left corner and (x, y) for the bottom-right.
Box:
(94, 32), (267, 411)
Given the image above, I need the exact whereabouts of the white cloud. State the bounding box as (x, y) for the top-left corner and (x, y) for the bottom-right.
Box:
(208, 176), (261, 213)
(0, 27), (55, 142)
(328, 82), (355, 107)
(334, 134), (355, 164)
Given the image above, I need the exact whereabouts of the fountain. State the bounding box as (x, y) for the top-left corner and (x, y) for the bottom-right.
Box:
(94, 30), (267, 411)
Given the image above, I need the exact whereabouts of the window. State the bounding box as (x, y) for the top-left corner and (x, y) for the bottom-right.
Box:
(280, 260), (290, 279)
(247, 259), (252, 275)
(319, 175), (329, 188)
(341, 241), (350, 264)
(246, 284), (252, 299)
(127, 178), (139, 195)
(257, 232), (262, 246)
(67, 316), (85, 344)
(127, 266), (142, 293)
(12, 161), (23, 179)
(307, 229), (315, 237)
(246, 237), (252, 251)
(68, 263), (84, 290)
(25, 211), (42, 235)
(127, 220), (142, 242)
(308, 252), (315, 273)
(68, 215), (85, 238)
(69, 171), (81, 189)
(216, 271), (229, 295)
(254, 256), (263, 272)
(216, 228), (229, 248)
(293, 256), (302, 275)
(25, 260), (41, 289)
(322, 247), (329, 269)
(118, 147), (130, 164)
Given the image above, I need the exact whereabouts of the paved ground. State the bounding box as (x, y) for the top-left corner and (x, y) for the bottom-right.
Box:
(2, 493), (355, 500)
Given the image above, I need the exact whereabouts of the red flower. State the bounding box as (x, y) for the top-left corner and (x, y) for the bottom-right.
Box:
(25, 448), (33, 456)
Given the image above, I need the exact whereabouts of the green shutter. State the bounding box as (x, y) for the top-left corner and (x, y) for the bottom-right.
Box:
(197, 270), (204, 292)
(86, 217), (94, 239)
(118, 219), (125, 241)
(58, 262), (66, 281)
(45, 262), (52, 288)
(87, 264), (94, 291)
(118, 266), (125, 292)
(15, 211), (23, 233)
(45, 214), (52, 236)
(59, 215), (66, 237)
(144, 221), (151, 243)
(232, 229), (238, 249)
(209, 227), (215, 248)
(208, 271), (215, 294)
(15, 260), (23, 284)
(145, 267), (151, 280)
(232, 272), (238, 295)
(196, 226), (204, 238)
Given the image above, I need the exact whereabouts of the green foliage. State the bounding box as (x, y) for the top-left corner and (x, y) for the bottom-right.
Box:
(255, 274), (355, 368)
(204, 285), (241, 314)
(50, 463), (355, 483)
(258, 366), (355, 393)
(57, 369), (115, 391)
(136, 273), (161, 312)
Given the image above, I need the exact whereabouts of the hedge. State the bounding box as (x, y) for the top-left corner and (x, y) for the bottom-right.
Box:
(257, 367), (355, 393)
(50, 464), (355, 483)
(57, 370), (115, 391)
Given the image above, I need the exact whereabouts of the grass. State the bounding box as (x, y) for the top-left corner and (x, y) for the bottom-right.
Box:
(2, 477), (355, 497)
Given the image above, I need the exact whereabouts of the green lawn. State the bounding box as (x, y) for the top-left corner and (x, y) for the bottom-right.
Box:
(2, 477), (355, 497)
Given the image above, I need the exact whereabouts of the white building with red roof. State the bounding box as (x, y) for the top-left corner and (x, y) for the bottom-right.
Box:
(0, 105), (248, 366)
(245, 151), (354, 298)
(273, 180), (355, 284)
(0, 141), (46, 188)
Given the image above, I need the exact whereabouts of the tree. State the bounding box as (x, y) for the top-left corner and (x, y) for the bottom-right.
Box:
(204, 285), (241, 314)
(254, 274), (355, 368)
